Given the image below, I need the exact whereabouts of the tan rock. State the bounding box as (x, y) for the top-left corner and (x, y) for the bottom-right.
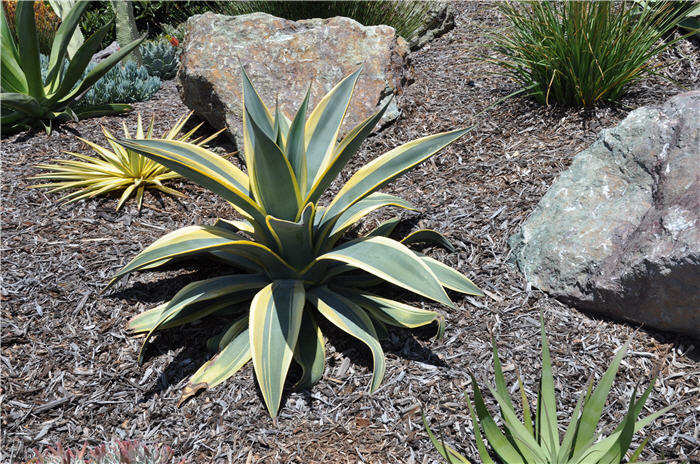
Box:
(178, 12), (412, 147)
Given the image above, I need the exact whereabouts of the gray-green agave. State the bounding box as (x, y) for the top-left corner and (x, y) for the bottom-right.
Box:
(140, 40), (179, 80)
(111, 66), (482, 417)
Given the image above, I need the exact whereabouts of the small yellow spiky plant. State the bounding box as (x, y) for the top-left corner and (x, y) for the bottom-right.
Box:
(31, 112), (223, 210)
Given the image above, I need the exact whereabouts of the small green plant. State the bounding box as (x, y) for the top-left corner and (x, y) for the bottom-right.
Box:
(28, 440), (183, 464)
(423, 315), (671, 464)
(31, 112), (221, 210)
(37, 55), (161, 109)
(109, 66), (482, 417)
(79, 60), (161, 107)
(140, 40), (179, 80)
(0, 1), (143, 134)
(492, 1), (694, 107)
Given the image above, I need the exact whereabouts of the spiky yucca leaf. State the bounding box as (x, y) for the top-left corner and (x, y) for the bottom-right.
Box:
(111, 66), (482, 417)
(31, 112), (223, 210)
(425, 314), (672, 464)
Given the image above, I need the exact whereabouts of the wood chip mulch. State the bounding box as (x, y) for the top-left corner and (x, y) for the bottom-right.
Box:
(2, 3), (699, 463)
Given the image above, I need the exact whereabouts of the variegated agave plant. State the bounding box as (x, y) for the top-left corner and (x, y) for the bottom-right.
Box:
(111, 66), (482, 417)
(31, 112), (222, 210)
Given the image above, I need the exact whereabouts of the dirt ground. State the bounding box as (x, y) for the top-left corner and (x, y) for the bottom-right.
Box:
(2, 3), (699, 463)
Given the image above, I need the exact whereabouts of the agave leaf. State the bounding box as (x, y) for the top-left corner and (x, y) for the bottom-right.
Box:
(128, 274), (267, 333)
(340, 289), (444, 335)
(305, 96), (391, 205)
(401, 229), (456, 252)
(214, 218), (255, 235)
(113, 139), (262, 223)
(16, 1), (44, 100)
(109, 225), (246, 284)
(249, 280), (305, 417)
(45, 0), (89, 91)
(323, 128), (471, 222)
(0, 7), (25, 94)
(327, 192), (416, 242)
(285, 84), (311, 192)
(266, 202), (314, 269)
(73, 103), (132, 119)
(422, 411), (473, 464)
(292, 310), (325, 390)
(419, 254), (482, 296)
(366, 217), (401, 238)
(206, 313), (249, 352)
(179, 322), (251, 405)
(308, 286), (385, 392)
(0, 92), (44, 116)
(314, 236), (453, 307)
(304, 67), (362, 193)
(245, 106), (301, 220)
(50, 20), (113, 100)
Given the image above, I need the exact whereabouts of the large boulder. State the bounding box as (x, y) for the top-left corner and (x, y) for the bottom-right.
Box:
(509, 91), (700, 338)
(178, 12), (411, 147)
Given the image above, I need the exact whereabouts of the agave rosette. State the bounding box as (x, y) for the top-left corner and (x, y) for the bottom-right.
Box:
(111, 67), (482, 416)
(31, 112), (222, 210)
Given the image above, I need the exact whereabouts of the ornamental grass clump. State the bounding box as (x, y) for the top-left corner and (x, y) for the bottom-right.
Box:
(424, 315), (671, 464)
(0, 1), (143, 134)
(110, 66), (482, 417)
(493, 1), (694, 107)
(31, 112), (222, 210)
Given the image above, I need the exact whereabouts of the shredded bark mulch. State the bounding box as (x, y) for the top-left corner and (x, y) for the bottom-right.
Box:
(2, 3), (699, 463)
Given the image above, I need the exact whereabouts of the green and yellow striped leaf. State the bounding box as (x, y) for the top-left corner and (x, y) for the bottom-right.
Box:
(285, 85), (311, 193)
(419, 254), (483, 296)
(323, 128), (471, 222)
(245, 106), (301, 220)
(315, 236), (453, 307)
(304, 67), (362, 193)
(326, 192), (416, 242)
(266, 202), (314, 269)
(341, 289), (444, 336)
(292, 310), (325, 390)
(305, 97), (390, 205)
(366, 217), (401, 238)
(401, 229), (456, 252)
(249, 281), (305, 417)
(179, 319), (251, 406)
(307, 286), (385, 392)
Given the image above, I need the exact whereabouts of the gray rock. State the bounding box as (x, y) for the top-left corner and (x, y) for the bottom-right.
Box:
(406, 2), (456, 50)
(509, 91), (700, 338)
(90, 41), (120, 63)
(178, 12), (412, 147)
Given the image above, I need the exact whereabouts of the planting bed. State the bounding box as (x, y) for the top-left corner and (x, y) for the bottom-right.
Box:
(2, 3), (699, 463)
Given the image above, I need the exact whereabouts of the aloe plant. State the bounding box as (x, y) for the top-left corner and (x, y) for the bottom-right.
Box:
(424, 315), (672, 464)
(0, 1), (143, 134)
(110, 66), (482, 417)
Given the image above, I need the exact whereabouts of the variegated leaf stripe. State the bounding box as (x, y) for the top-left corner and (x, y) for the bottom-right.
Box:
(249, 281), (305, 417)
(244, 106), (301, 220)
(304, 91), (391, 207)
(304, 67), (362, 194)
(401, 229), (456, 252)
(367, 217), (401, 238)
(179, 322), (251, 406)
(327, 192), (416, 241)
(285, 84), (311, 193)
(128, 274), (267, 333)
(341, 289), (444, 334)
(292, 310), (325, 390)
(314, 236), (453, 307)
(323, 128), (471, 223)
(113, 138), (261, 221)
(419, 255), (483, 296)
(110, 225), (294, 285)
(307, 286), (385, 392)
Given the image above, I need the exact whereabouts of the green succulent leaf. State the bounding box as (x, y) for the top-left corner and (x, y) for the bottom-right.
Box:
(250, 280), (305, 417)
(111, 66), (473, 417)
